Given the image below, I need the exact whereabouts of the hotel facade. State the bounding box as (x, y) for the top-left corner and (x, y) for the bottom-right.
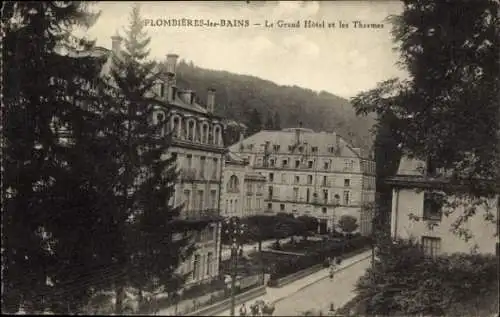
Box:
(228, 128), (376, 236)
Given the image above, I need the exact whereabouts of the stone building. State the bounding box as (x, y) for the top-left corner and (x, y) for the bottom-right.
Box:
(99, 35), (225, 285)
(387, 156), (499, 256)
(228, 127), (376, 235)
(222, 151), (266, 219)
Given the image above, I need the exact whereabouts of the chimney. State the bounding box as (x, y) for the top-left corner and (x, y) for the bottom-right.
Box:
(207, 88), (216, 113)
(111, 34), (123, 55)
(167, 73), (176, 102)
(189, 91), (196, 104)
(295, 122), (302, 145)
(166, 54), (179, 76)
(180, 90), (195, 104)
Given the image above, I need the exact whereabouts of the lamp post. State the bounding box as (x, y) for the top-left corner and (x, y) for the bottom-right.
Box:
(224, 216), (246, 317)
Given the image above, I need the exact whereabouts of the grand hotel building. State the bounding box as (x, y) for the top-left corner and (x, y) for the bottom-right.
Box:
(229, 128), (376, 235)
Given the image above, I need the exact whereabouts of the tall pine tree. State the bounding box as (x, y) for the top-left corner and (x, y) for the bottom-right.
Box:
(273, 111), (282, 130)
(2, 1), (122, 314)
(104, 4), (200, 313)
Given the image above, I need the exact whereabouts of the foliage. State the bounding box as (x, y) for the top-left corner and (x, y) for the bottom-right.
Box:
(268, 236), (372, 281)
(355, 237), (498, 316)
(174, 61), (375, 150)
(337, 215), (359, 235)
(352, 0), (500, 235)
(1, 1), (119, 314)
(247, 108), (263, 136)
(296, 215), (319, 240)
(103, 4), (200, 313)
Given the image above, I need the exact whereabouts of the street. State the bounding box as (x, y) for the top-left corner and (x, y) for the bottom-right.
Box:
(216, 250), (371, 316)
(271, 257), (370, 315)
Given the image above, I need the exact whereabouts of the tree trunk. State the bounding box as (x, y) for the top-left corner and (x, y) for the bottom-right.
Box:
(115, 283), (125, 315)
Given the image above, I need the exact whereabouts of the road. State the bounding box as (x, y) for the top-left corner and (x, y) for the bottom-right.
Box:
(216, 250), (371, 316)
(271, 257), (370, 315)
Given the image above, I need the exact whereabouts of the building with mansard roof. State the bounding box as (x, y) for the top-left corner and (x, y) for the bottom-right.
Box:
(96, 35), (225, 285)
(228, 127), (376, 235)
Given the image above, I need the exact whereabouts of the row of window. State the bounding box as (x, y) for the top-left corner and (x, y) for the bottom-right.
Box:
(256, 157), (356, 171)
(268, 173), (352, 187)
(167, 115), (223, 146)
(226, 175), (264, 194)
(182, 189), (218, 210)
(224, 197), (264, 215)
(244, 143), (341, 154)
(191, 251), (215, 281)
(173, 153), (219, 180)
(267, 186), (351, 205)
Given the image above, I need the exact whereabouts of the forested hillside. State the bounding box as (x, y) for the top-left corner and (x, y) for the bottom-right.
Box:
(173, 59), (376, 151)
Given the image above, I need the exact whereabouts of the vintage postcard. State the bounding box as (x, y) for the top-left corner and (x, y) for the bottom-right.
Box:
(3, 1), (498, 316)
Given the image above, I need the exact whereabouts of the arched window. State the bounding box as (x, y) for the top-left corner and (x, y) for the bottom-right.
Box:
(214, 126), (220, 145)
(172, 116), (180, 137)
(226, 175), (240, 193)
(187, 120), (195, 141)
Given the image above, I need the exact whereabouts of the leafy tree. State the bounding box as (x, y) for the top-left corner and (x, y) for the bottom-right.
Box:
(296, 215), (319, 241)
(1, 2), (122, 314)
(337, 215), (359, 236)
(273, 111), (282, 130)
(246, 108), (262, 136)
(355, 237), (498, 316)
(104, 4), (202, 313)
(352, 0), (500, 234)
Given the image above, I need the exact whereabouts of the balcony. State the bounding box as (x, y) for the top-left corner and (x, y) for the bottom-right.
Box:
(183, 209), (220, 221)
(180, 168), (197, 181)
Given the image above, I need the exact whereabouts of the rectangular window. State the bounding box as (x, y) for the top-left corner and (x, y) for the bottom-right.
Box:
(282, 159), (288, 168)
(281, 173), (287, 184)
(307, 175), (313, 185)
(187, 154), (193, 168)
(200, 156), (206, 179)
(308, 161), (313, 169)
(193, 254), (200, 280)
(423, 192), (443, 221)
(294, 175), (300, 184)
(273, 145), (280, 152)
(270, 159), (275, 167)
(295, 160), (300, 168)
(344, 179), (350, 187)
(247, 183), (253, 194)
(267, 203), (272, 210)
(306, 188), (311, 203)
(312, 147), (318, 153)
(323, 189), (328, 201)
(183, 190), (191, 210)
(246, 197), (252, 210)
(343, 190), (350, 205)
(422, 236), (441, 257)
(293, 187), (299, 201)
(322, 207), (327, 214)
(210, 190), (217, 209)
(280, 204), (285, 211)
(197, 190), (204, 210)
(207, 252), (213, 275)
(212, 158), (218, 179)
(269, 173), (274, 182)
(322, 176), (327, 186)
(324, 161), (329, 170)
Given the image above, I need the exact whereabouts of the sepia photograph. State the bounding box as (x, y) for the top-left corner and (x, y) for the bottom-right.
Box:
(2, 0), (499, 316)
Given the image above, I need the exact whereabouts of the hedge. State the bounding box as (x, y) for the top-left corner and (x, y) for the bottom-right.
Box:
(267, 236), (372, 281)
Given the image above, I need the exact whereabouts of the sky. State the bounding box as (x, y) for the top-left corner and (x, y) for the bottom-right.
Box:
(83, 1), (407, 99)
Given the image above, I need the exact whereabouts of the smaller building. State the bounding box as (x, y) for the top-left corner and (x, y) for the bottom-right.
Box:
(387, 156), (499, 256)
(222, 152), (267, 219)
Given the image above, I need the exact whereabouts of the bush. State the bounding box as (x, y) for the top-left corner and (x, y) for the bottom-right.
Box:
(267, 235), (372, 281)
(355, 237), (499, 316)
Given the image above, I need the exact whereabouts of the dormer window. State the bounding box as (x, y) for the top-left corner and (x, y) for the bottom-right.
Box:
(288, 145), (293, 152)
(298, 146), (304, 153)
(273, 145), (280, 152)
(312, 147), (318, 153)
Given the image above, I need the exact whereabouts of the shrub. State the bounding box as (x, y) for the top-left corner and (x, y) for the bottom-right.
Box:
(355, 237), (499, 316)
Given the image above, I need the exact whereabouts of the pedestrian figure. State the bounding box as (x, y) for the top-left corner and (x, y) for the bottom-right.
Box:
(250, 302), (259, 316)
(239, 303), (248, 316)
(327, 303), (336, 316)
